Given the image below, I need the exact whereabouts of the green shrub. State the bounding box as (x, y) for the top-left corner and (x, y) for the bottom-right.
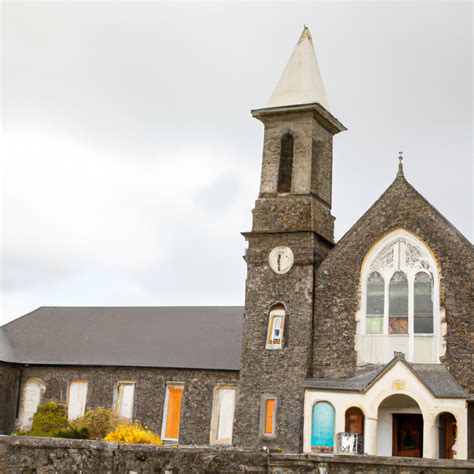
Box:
(29, 402), (69, 437)
(13, 403), (127, 441)
(71, 406), (126, 440)
(52, 427), (90, 439)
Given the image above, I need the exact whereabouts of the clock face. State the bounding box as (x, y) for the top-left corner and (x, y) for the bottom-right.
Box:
(268, 246), (294, 275)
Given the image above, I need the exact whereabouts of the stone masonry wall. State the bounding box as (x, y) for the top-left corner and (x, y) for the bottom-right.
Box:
(234, 232), (332, 453)
(1, 436), (473, 474)
(312, 172), (473, 391)
(0, 363), (20, 434)
(18, 365), (238, 445)
(234, 107), (340, 452)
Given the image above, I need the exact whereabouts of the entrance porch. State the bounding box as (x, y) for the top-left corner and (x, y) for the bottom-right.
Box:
(303, 356), (468, 459)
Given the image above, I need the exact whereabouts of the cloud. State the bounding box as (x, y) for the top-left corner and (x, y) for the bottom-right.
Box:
(1, 2), (471, 324)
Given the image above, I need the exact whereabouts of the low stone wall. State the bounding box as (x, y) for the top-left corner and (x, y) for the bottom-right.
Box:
(0, 436), (473, 473)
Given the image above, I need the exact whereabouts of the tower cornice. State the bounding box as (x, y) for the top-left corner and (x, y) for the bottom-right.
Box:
(251, 102), (346, 136)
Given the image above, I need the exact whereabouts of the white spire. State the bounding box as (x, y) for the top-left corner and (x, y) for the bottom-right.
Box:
(266, 26), (329, 110)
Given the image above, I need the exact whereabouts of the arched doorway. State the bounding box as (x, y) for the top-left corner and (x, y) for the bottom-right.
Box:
(437, 412), (457, 459)
(376, 394), (423, 458)
(345, 407), (365, 435)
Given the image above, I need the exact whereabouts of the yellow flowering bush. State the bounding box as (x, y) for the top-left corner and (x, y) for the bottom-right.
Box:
(104, 421), (163, 445)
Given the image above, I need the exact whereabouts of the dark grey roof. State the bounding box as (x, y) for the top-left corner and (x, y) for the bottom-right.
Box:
(0, 328), (15, 362)
(1, 306), (243, 371)
(304, 365), (385, 392)
(304, 357), (469, 399)
(410, 364), (469, 398)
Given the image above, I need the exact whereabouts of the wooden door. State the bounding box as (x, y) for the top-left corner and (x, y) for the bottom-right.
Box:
(392, 414), (423, 458)
(438, 413), (457, 459)
(345, 407), (364, 434)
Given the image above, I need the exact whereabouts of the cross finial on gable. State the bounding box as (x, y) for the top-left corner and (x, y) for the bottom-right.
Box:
(397, 151), (405, 177)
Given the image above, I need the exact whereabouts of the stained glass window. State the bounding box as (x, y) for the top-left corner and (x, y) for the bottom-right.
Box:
(389, 271), (408, 334)
(414, 272), (433, 333)
(366, 271), (384, 334)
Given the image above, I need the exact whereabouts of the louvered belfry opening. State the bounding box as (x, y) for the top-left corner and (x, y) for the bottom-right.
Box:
(277, 133), (294, 193)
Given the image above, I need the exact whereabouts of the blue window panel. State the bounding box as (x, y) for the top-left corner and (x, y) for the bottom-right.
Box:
(311, 402), (335, 448)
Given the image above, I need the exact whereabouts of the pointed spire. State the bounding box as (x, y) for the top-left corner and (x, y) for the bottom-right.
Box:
(397, 151), (405, 177)
(266, 26), (329, 110)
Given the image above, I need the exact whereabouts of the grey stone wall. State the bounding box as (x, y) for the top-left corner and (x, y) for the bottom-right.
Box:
(312, 171), (473, 391)
(0, 363), (20, 434)
(253, 107), (338, 243)
(234, 233), (320, 453)
(18, 365), (238, 445)
(1, 436), (473, 473)
(234, 107), (340, 453)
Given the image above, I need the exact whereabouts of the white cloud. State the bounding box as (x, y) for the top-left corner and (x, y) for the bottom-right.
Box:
(1, 2), (471, 324)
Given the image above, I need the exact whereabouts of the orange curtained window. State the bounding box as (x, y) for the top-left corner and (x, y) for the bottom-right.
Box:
(265, 399), (275, 434)
(165, 386), (183, 439)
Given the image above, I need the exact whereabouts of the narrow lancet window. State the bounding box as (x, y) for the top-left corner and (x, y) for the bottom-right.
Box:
(266, 304), (286, 349)
(414, 272), (433, 333)
(366, 271), (384, 334)
(389, 271), (408, 334)
(277, 133), (294, 193)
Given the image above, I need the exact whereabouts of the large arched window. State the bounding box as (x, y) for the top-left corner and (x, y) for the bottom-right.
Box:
(311, 402), (335, 451)
(358, 229), (440, 364)
(277, 133), (294, 193)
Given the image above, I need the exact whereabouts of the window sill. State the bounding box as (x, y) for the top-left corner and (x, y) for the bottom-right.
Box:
(266, 343), (283, 350)
(162, 438), (178, 444)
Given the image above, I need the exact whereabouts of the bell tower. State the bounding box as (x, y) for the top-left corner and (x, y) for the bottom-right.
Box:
(233, 27), (346, 452)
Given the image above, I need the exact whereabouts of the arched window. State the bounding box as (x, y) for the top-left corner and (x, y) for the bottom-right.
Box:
(277, 133), (294, 193)
(17, 377), (46, 431)
(389, 271), (408, 334)
(358, 229), (440, 364)
(266, 304), (286, 349)
(345, 407), (364, 435)
(414, 272), (433, 333)
(311, 402), (335, 451)
(366, 271), (384, 334)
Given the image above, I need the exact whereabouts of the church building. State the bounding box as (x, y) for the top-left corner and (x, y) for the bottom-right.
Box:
(0, 27), (472, 461)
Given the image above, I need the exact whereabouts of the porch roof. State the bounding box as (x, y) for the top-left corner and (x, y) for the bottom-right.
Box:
(304, 356), (469, 399)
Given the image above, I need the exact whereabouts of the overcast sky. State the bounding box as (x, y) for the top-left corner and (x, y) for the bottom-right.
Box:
(1, 2), (472, 324)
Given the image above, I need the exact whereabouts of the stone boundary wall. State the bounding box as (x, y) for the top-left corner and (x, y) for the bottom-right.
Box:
(1, 436), (473, 473)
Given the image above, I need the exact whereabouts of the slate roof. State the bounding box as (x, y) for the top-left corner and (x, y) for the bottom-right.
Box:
(304, 356), (469, 399)
(0, 306), (244, 371)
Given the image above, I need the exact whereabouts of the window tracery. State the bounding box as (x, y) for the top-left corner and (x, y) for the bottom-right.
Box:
(359, 229), (440, 363)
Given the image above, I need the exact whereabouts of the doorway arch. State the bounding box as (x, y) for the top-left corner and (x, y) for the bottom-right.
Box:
(436, 412), (457, 459)
(376, 394), (424, 458)
(345, 406), (365, 435)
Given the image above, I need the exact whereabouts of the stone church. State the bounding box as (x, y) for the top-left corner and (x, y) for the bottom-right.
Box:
(0, 27), (472, 461)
